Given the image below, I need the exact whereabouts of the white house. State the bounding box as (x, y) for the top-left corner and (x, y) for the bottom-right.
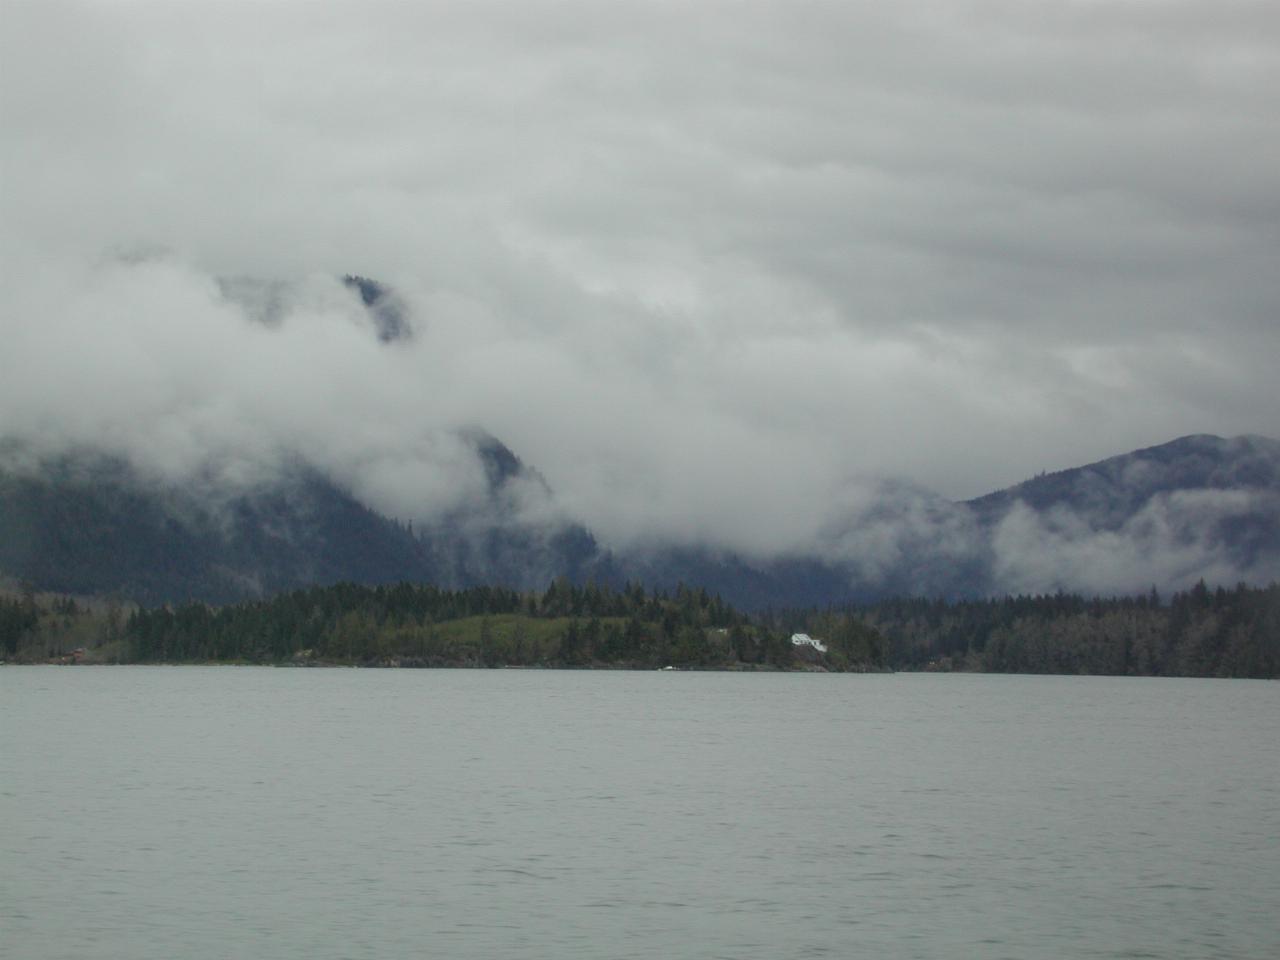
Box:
(790, 633), (828, 653)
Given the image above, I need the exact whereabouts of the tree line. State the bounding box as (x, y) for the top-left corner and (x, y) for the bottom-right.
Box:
(3, 579), (1276, 677)
(857, 581), (1278, 678)
(119, 579), (884, 669)
(2, 579), (877, 671)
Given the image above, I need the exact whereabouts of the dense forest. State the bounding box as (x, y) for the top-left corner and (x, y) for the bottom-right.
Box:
(857, 582), (1279, 678)
(2, 579), (1276, 677)
(0, 579), (879, 671)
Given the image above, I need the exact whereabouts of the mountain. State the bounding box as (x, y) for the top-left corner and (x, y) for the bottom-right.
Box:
(566, 434), (1280, 604)
(0, 447), (427, 603)
(0, 436), (611, 604)
(966, 434), (1280, 529)
(1, 434), (1277, 607)
(961, 434), (1280, 594)
(342, 274), (412, 343)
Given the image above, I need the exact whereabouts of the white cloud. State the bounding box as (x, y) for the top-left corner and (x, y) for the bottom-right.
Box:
(2, 0), (1278, 560)
(989, 488), (1279, 596)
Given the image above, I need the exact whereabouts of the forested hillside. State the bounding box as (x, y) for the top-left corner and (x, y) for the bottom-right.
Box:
(0, 441), (608, 604)
(4, 434), (1278, 610)
(4, 580), (1275, 678)
(859, 582), (1279, 678)
(1, 580), (879, 671)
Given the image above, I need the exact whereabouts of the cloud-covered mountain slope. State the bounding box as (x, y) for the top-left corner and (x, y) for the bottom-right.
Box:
(967, 434), (1280, 528)
(963, 434), (1280, 596)
(0, 436), (609, 604)
(1, 434), (1276, 607)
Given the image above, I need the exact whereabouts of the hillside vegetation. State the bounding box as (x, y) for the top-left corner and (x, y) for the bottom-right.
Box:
(4, 579), (1276, 678)
(5, 434), (1278, 611)
(861, 582), (1279, 678)
(0, 580), (879, 671)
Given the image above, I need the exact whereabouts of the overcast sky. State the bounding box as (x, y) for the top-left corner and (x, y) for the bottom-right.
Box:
(2, 0), (1278, 553)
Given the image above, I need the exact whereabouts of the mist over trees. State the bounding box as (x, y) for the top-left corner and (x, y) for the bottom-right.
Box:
(4, 432), (1279, 614)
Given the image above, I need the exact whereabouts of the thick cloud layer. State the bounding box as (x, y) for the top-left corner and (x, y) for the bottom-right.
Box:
(990, 489), (1280, 596)
(3, 1), (1278, 570)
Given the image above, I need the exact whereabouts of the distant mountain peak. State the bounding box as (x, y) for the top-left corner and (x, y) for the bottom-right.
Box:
(451, 429), (551, 500)
(1134, 433), (1279, 457)
(967, 433), (1280, 514)
(342, 274), (412, 343)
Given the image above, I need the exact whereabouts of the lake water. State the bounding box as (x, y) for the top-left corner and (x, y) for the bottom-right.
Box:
(2, 668), (1277, 959)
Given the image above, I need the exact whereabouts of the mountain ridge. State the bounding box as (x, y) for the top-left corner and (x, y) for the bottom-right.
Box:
(966, 433), (1280, 525)
(1, 432), (1276, 608)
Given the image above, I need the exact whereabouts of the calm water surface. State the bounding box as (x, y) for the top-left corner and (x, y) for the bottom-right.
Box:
(2, 668), (1277, 959)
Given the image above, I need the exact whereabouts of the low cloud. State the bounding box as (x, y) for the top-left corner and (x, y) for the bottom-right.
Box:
(2, 1), (1278, 586)
(989, 489), (1280, 596)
